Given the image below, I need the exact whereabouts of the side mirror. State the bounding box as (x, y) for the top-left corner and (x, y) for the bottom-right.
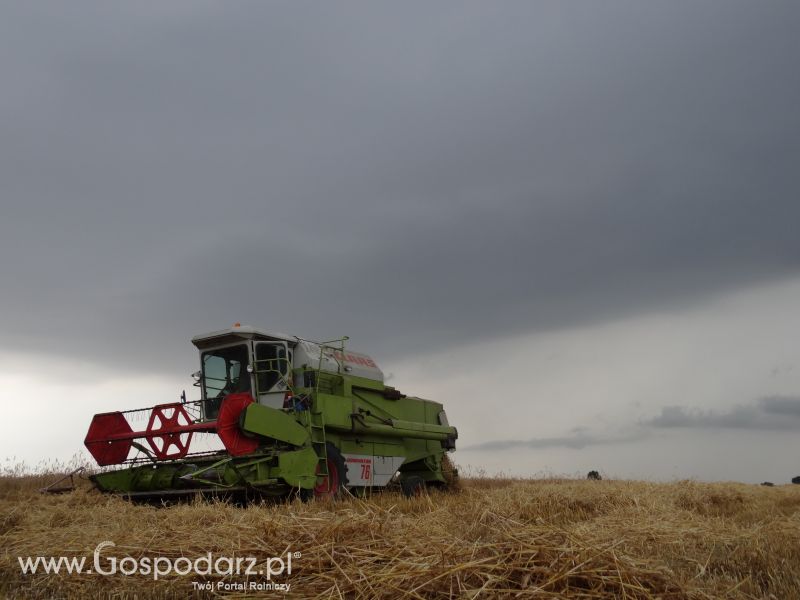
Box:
(191, 370), (201, 381)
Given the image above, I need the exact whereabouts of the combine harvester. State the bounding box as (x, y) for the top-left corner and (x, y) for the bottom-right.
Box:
(84, 325), (458, 500)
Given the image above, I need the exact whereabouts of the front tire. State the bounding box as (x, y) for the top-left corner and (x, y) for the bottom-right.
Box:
(401, 476), (425, 497)
(313, 443), (348, 499)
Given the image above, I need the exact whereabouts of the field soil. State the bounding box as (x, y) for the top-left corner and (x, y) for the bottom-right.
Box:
(1, 473), (799, 599)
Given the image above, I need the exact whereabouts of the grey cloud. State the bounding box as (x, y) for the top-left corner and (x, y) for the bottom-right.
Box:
(469, 395), (800, 452)
(646, 397), (800, 431)
(647, 406), (758, 429)
(462, 430), (646, 452)
(1, 1), (800, 372)
(759, 396), (800, 417)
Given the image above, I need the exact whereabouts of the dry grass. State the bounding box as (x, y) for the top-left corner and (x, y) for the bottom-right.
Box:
(1, 468), (800, 599)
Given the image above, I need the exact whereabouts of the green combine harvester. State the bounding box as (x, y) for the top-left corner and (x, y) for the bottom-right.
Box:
(84, 325), (458, 500)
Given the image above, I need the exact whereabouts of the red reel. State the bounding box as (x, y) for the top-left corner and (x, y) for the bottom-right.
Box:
(216, 393), (260, 456)
(84, 412), (134, 466)
(145, 403), (195, 461)
(84, 395), (257, 466)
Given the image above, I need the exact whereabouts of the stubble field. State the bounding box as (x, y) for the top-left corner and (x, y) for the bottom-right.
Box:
(1, 469), (799, 599)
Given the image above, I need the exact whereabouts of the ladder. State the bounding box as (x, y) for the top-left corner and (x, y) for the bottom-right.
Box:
(309, 402), (328, 479)
(309, 336), (348, 482)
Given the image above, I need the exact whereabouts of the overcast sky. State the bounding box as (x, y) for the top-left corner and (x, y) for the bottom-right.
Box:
(2, 1), (800, 483)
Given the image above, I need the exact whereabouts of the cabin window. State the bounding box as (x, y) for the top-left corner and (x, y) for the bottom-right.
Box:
(201, 344), (250, 418)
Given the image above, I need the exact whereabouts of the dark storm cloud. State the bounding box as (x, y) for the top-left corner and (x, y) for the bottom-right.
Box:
(1, 1), (800, 372)
(646, 396), (800, 430)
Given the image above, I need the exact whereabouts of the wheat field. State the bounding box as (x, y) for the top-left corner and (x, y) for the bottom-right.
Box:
(1, 467), (799, 599)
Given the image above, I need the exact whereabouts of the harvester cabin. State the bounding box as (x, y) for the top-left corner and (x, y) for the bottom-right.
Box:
(190, 325), (383, 418)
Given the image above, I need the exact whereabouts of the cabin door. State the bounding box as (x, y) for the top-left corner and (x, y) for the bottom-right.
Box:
(252, 341), (290, 409)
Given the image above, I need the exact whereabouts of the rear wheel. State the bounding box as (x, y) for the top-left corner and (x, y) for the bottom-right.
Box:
(314, 443), (348, 499)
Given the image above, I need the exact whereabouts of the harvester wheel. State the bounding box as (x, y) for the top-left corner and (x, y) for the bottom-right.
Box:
(401, 476), (426, 497)
(314, 443), (348, 499)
